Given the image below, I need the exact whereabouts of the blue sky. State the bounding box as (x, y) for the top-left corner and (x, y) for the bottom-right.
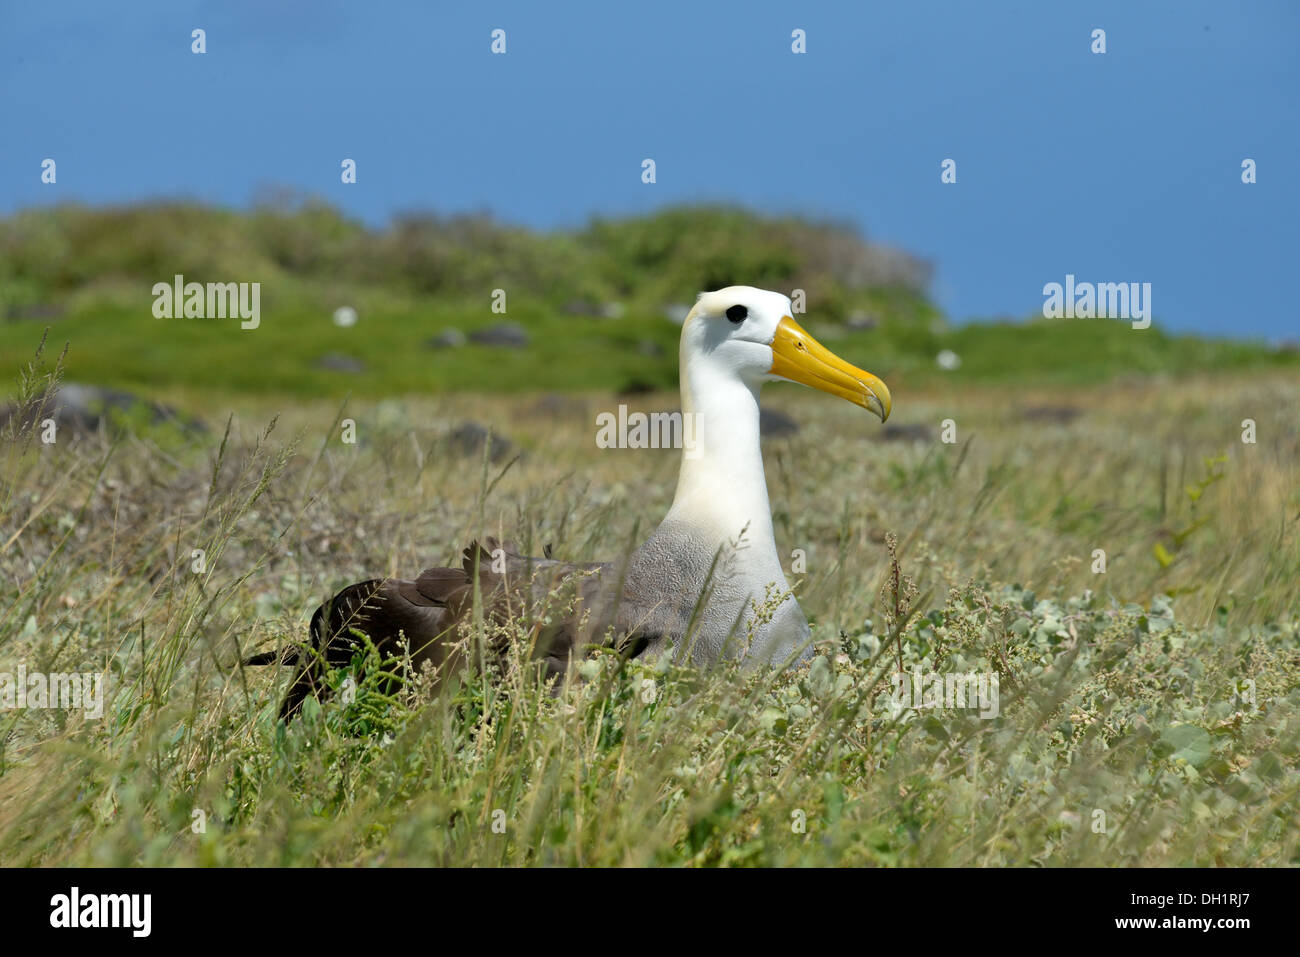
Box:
(2, 1), (1296, 337)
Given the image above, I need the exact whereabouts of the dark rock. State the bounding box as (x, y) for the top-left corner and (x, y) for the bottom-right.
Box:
(882, 423), (933, 442)
(447, 422), (515, 463)
(759, 407), (800, 437)
(0, 382), (204, 436)
(424, 328), (466, 349)
(316, 353), (366, 373)
(562, 301), (624, 319)
(617, 378), (657, 397)
(469, 322), (530, 348)
(4, 303), (66, 322)
(525, 393), (588, 419)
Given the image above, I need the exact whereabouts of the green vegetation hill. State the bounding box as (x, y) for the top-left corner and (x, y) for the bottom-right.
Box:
(0, 199), (1294, 399)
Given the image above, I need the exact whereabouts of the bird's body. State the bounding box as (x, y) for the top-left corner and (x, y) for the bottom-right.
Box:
(250, 287), (890, 719)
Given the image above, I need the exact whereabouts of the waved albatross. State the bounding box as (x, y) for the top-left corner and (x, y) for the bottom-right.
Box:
(249, 287), (891, 719)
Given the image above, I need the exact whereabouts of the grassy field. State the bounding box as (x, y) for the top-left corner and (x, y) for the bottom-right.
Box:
(0, 348), (1296, 865)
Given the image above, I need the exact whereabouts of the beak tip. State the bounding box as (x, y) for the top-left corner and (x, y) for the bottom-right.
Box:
(867, 390), (891, 423)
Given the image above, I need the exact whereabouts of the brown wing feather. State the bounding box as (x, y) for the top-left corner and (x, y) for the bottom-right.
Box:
(274, 577), (455, 720)
(250, 536), (652, 721)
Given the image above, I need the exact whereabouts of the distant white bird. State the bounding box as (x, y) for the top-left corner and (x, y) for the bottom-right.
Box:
(332, 306), (358, 328)
(936, 349), (961, 371)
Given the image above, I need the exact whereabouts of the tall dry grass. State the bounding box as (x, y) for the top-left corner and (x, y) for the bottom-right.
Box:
(0, 357), (1296, 865)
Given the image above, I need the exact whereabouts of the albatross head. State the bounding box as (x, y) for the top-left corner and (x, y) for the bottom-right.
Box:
(682, 286), (891, 421)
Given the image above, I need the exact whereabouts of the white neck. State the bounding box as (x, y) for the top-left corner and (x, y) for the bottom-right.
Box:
(652, 352), (809, 666)
(664, 356), (776, 554)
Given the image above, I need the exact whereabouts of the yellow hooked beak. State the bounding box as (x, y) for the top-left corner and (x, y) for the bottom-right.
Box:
(768, 316), (892, 421)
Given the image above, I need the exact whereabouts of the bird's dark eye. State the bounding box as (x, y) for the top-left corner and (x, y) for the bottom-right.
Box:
(726, 305), (747, 323)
